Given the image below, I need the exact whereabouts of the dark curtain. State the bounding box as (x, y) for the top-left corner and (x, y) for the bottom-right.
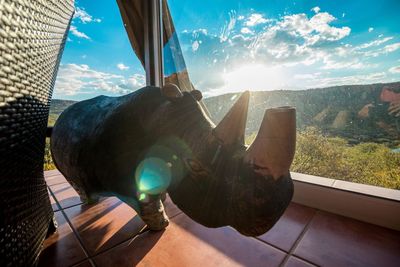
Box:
(116, 0), (213, 116)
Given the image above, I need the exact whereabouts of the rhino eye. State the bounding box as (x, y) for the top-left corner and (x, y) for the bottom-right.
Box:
(185, 159), (211, 183)
(186, 159), (203, 172)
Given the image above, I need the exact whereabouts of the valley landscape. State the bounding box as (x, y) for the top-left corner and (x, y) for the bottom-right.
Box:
(46, 82), (400, 189)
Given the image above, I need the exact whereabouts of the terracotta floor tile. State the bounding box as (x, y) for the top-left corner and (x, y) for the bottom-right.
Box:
(164, 194), (182, 218)
(283, 256), (317, 267)
(49, 183), (83, 209)
(48, 191), (59, 212)
(45, 174), (67, 186)
(44, 169), (62, 178)
(38, 211), (87, 267)
(258, 202), (316, 251)
(294, 211), (400, 267)
(64, 197), (146, 256)
(93, 213), (286, 267)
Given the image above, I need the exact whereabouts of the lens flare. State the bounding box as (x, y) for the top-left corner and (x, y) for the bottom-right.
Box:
(135, 157), (172, 195)
(138, 192), (148, 202)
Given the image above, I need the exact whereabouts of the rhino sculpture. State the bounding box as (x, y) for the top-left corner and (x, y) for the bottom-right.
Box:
(51, 84), (296, 236)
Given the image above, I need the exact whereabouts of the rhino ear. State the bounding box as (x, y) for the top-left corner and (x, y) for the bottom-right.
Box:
(191, 90), (203, 101)
(161, 83), (183, 100)
(214, 91), (250, 145)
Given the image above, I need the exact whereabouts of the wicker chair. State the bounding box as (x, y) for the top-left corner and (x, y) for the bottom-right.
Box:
(0, 1), (75, 266)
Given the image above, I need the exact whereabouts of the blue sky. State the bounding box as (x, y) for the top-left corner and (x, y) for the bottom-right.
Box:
(54, 0), (400, 100)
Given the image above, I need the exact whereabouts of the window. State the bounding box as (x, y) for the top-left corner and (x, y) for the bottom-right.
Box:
(46, 1), (146, 169)
(47, 1), (400, 190)
(165, 0), (400, 189)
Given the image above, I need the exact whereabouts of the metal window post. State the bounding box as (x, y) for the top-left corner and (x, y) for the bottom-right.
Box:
(143, 0), (164, 87)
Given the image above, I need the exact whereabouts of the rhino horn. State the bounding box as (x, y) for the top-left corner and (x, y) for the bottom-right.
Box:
(161, 83), (183, 99)
(213, 91), (250, 145)
(245, 106), (296, 179)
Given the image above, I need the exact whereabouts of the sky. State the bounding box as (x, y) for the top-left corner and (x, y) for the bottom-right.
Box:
(54, 0), (400, 100)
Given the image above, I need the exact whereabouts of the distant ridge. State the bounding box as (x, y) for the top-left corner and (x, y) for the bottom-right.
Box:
(50, 99), (77, 115)
(204, 81), (400, 145)
(50, 81), (400, 145)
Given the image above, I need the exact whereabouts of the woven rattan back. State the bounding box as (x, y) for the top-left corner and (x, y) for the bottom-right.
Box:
(0, 1), (74, 266)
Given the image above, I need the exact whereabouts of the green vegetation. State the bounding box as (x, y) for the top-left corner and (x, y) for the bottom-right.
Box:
(45, 126), (399, 188)
(44, 99), (76, 170)
(247, 128), (400, 189)
(293, 128), (400, 189)
(47, 114), (58, 127)
(44, 139), (55, 171)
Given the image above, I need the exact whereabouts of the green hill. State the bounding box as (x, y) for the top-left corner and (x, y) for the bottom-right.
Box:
(49, 82), (400, 146)
(204, 82), (400, 147)
(48, 99), (76, 126)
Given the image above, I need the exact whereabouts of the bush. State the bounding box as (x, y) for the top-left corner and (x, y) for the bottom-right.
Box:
(44, 139), (56, 171)
(247, 128), (400, 189)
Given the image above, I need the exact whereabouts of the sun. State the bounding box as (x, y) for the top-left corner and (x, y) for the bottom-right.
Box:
(222, 64), (285, 93)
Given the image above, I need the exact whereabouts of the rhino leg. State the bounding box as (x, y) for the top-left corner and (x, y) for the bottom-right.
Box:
(68, 179), (100, 204)
(160, 192), (167, 203)
(46, 214), (58, 237)
(139, 198), (169, 231)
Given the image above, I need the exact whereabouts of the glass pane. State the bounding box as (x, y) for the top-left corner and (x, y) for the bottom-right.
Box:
(52, 2), (145, 103)
(166, 0), (400, 189)
(46, 2), (145, 170)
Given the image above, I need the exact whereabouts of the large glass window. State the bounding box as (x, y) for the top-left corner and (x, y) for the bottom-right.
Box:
(165, 0), (400, 189)
(46, 1), (145, 170)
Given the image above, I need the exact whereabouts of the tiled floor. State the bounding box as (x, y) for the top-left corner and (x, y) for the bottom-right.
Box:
(39, 170), (400, 267)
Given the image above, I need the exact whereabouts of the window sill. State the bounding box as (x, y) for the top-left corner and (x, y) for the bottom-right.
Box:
(291, 172), (400, 231)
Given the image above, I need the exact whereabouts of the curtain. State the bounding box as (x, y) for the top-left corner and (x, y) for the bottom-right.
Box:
(116, 0), (193, 91)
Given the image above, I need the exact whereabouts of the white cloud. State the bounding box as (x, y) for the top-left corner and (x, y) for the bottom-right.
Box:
(274, 12), (351, 45)
(384, 42), (400, 53)
(180, 9), (398, 93)
(194, 28), (208, 35)
(240, 27), (254, 34)
(117, 63), (129, 70)
(55, 64), (144, 96)
(238, 15), (245, 20)
(294, 73), (321, 80)
(364, 42), (400, 57)
(298, 72), (388, 88)
(192, 40), (200, 51)
(357, 36), (393, 49)
(322, 59), (368, 70)
(123, 74), (146, 89)
(220, 11), (237, 42)
(69, 25), (90, 40)
(311, 7), (321, 13)
(308, 12), (351, 41)
(74, 7), (101, 24)
(368, 27), (374, 32)
(183, 10), (359, 76)
(389, 66), (400, 74)
(246, 11), (351, 66)
(245, 13), (269, 27)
